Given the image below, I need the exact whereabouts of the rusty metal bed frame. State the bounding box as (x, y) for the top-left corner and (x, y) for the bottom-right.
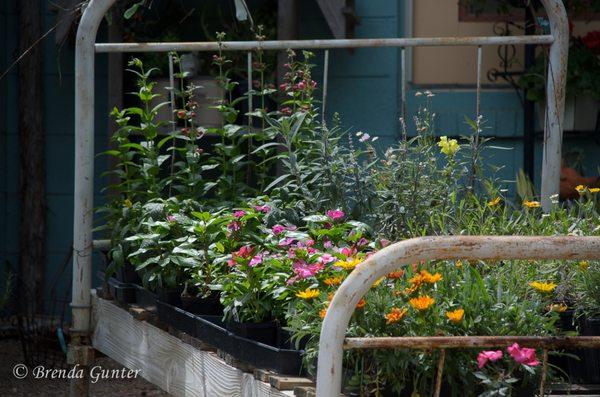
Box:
(71, 1), (583, 396)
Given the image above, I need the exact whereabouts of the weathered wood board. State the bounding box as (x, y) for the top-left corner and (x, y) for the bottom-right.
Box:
(91, 291), (291, 397)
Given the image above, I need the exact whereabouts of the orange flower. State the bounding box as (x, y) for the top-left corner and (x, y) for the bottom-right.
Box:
(387, 270), (405, 279)
(446, 308), (464, 323)
(421, 270), (442, 284)
(319, 308), (327, 319)
(409, 295), (435, 311)
(385, 307), (408, 324)
(324, 276), (343, 286)
(356, 299), (366, 309)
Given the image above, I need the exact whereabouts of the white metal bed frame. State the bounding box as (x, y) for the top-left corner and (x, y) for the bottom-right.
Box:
(70, 1), (585, 396)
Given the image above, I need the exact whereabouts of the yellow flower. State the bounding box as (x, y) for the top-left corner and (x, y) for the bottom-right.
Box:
(385, 307), (408, 324)
(124, 198), (133, 208)
(589, 187), (600, 193)
(579, 261), (589, 271)
(437, 136), (460, 157)
(336, 257), (362, 270)
(455, 260), (463, 268)
(549, 303), (568, 313)
(409, 295), (435, 311)
(296, 288), (320, 300)
(575, 185), (586, 194)
(446, 308), (464, 323)
(487, 197), (501, 207)
(529, 281), (557, 294)
(523, 200), (541, 208)
(323, 276), (343, 286)
(370, 277), (385, 288)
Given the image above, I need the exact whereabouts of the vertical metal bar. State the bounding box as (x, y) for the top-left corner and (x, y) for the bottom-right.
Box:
(523, 5), (536, 183)
(401, 47), (407, 124)
(167, 53), (176, 197)
(73, 3), (117, 397)
(247, 51), (253, 125)
(539, 0), (569, 211)
(434, 349), (446, 397)
(476, 45), (482, 124)
(539, 349), (549, 396)
(321, 49), (329, 126)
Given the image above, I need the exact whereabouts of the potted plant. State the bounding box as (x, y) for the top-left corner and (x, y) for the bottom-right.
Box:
(519, 30), (600, 131)
(573, 260), (600, 383)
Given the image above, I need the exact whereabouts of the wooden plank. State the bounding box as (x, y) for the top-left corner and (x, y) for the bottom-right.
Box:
(268, 375), (314, 391)
(92, 291), (297, 397)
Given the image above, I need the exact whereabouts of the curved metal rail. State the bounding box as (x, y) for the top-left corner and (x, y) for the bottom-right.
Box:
(316, 236), (600, 396)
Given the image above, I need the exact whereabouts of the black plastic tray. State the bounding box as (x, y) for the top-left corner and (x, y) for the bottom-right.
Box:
(108, 277), (137, 305)
(156, 300), (304, 375)
(132, 283), (158, 311)
(97, 271), (137, 305)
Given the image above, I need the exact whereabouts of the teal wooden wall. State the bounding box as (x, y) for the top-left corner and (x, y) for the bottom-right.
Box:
(1, 0), (109, 304)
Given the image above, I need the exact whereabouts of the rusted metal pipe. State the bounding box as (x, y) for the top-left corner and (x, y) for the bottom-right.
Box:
(95, 35), (555, 53)
(344, 336), (600, 350)
(539, 0), (569, 211)
(316, 236), (600, 397)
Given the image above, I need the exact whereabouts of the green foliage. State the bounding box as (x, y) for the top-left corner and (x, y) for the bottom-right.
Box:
(96, 46), (600, 397)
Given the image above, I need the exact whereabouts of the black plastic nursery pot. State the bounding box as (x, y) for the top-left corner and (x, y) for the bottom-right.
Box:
(567, 316), (600, 384)
(180, 292), (223, 316)
(156, 286), (184, 307)
(226, 320), (278, 346)
(107, 277), (137, 305)
(579, 317), (600, 384)
(132, 283), (158, 311)
(156, 300), (304, 375)
(114, 261), (141, 284)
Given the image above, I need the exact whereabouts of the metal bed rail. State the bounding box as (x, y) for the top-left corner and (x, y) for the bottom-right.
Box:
(316, 236), (600, 397)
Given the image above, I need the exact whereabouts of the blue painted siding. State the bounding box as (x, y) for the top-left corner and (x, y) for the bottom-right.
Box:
(1, 0), (110, 304)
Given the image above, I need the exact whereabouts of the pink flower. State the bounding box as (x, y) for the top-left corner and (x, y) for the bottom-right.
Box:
(380, 239), (391, 248)
(357, 237), (369, 247)
(235, 245), (254, 259)
(326, 209), (345, 221)
(167, 215), (176, 222)
(340, 246), (357, 257)
(233, 210), (246, 218)
(306, 239), (315, 247)
(272, 224), (286, 235)
(323, 240), (333, 249)
(227, 221), (241, 232)
(249, 254), (263, 267)
(227, 258), (236, 267)
(477, 350), (503, 368)
(293, 261), (323, 279)
(279, 237), (296, 247)
(254, 205), (271, 213)
(507, 343), (539, 366)
(359, 133), (371, 142)
(297, 81), (306, 90)
(318, 253), (336, 264)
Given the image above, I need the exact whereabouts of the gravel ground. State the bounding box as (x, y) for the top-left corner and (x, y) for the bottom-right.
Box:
(0, 339), (171, 397)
